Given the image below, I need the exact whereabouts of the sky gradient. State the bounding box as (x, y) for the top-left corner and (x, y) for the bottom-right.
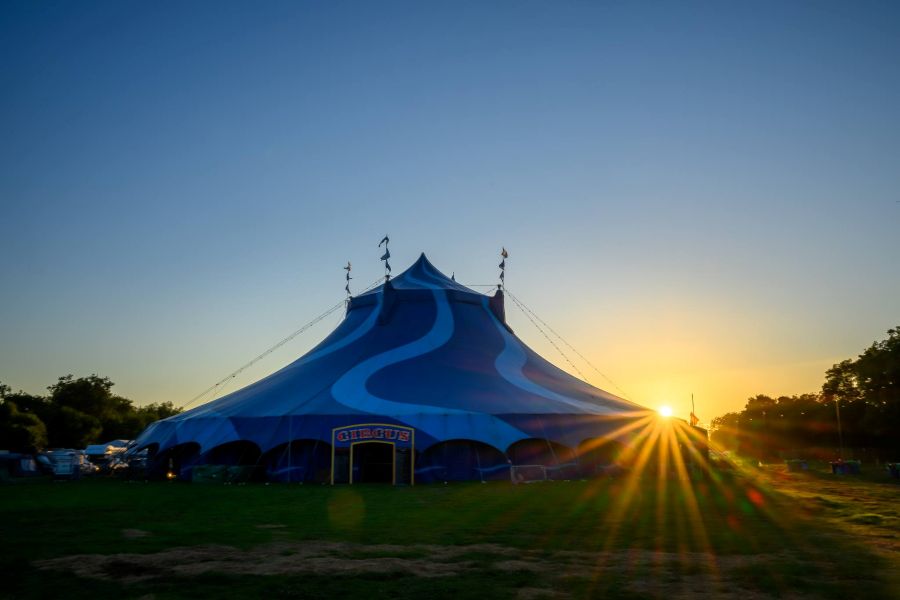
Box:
(2, 1), (899, 423)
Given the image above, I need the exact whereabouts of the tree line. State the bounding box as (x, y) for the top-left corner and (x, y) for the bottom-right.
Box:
(0, 375), (181, 453)
(711, 326), (900, 461)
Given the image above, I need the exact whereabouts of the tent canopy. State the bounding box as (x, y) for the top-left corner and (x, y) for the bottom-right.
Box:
(134, 254), (649, 458)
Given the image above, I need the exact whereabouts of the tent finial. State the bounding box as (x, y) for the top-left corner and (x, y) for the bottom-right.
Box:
(343, 261), (352, 298)
(498, 247), (508, 290)
(379, 235), (391, 282)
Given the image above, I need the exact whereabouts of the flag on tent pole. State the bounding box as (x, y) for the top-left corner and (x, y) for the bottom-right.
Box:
(379, 235), (391, 279)
(343, 262), (352, 296)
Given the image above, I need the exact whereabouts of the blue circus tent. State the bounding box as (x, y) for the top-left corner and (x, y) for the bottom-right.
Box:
(133, 254), (651, 483)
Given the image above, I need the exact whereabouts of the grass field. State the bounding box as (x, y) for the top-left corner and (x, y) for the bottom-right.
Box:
(2, 465), (898, 599)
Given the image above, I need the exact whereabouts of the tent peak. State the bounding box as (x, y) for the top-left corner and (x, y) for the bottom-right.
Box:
(356, 253), (477, 297)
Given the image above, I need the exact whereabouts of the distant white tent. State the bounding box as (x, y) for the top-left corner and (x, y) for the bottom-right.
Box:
(85, 440), (129, 460)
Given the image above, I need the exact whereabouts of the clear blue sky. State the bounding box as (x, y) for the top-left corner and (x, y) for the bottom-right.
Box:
(2, 1), (898, 420)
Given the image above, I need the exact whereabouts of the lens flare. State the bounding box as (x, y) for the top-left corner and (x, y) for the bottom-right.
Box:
(659, 405), (673, 418)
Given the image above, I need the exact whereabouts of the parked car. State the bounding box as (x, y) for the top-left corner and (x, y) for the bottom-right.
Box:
(42, 449), (98, 478)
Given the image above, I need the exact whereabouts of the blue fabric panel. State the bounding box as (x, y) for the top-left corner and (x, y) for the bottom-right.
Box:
(200, 440), (260, 465)
(367, 300), (575, 414)
(496, 413), (649, 450)
(520, 346), (637, 411)
(263, 441), (331, 483)
(416, 440), (509, 483)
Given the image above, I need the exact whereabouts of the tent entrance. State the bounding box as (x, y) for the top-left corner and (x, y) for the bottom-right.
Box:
(351, 442), (394, 483)
(331, 424), (415, 485)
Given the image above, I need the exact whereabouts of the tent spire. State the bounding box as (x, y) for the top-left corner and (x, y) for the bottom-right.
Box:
(343, 261), (352, 298)
(498, 247), (508, 290)
(379, 235), (391, 282)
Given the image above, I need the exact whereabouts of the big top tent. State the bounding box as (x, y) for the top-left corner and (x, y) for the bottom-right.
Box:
(132, 254), (655, 484)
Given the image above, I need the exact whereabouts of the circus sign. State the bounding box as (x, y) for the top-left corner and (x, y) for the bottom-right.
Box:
(332, 424), (414, 448)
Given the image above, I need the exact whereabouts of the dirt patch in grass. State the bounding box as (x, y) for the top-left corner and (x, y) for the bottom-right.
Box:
(494, 559), (548, 573)
(121, 529), (150, 539)
(33, 540), (843, 599)
(101, 559), (164, 579)
(516, 588), (567, 599)
(35, 542), (466, 583)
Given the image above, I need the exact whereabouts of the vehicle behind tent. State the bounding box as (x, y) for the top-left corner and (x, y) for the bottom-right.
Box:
(84, 440), (130, 470)
(43, 450), (95, 479)
(0, 452), (42, 481)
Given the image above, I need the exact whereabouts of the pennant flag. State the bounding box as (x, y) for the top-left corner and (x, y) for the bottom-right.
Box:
(345, 283), (351, 294)
(499, 259), (505, 269)
(378, 235), (391, 280)
(499, 271), (505, 280)
(690, 412), (700, 427)
(501, 247), (508, 259)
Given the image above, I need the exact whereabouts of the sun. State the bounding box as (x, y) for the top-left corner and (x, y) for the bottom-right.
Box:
(658, 405), (673, 418)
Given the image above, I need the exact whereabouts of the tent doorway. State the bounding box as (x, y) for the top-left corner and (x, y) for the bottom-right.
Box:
(352, 442), (394, 483)
(331, 424), (415, 485)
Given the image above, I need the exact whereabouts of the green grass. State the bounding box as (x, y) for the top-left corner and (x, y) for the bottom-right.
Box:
(2, 467), (898, 599)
